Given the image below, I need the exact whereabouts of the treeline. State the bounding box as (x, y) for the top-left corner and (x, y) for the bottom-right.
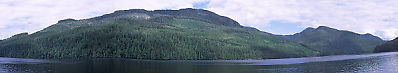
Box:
(283, 26), (385, 56)
(0, 19), (256, 59)
(0, 8), (319, 60)
(374, 38), (398, 52)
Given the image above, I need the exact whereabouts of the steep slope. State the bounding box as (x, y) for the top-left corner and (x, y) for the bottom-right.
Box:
(283, 26), (385, 56)
(374, 38), (398, 52)
(0, 8), (318, 60)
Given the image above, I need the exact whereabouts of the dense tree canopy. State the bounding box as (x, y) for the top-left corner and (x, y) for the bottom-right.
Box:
(374, 38), (398, 52)
(283, 26), (385, 56)
(0, 8), (319, 60)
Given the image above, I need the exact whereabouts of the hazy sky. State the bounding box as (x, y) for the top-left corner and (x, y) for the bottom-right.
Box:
(1, 0), (398, 40)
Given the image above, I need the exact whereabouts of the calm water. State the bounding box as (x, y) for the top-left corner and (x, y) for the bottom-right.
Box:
(1, 52), (398, 73)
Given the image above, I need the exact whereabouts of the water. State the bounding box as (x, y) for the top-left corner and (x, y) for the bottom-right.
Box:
(1, 52), (398, 73)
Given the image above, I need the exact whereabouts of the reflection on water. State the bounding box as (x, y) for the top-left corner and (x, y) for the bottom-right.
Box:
(0, 52), (398, 73)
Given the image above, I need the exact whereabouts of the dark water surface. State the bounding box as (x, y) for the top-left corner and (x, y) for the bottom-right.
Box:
(1, 52), (398, 73)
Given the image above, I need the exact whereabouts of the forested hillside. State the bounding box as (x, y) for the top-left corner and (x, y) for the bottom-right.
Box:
(374, 38), (398, 52)
(283, 26), (385, 56)
(0, 8), (319, 60)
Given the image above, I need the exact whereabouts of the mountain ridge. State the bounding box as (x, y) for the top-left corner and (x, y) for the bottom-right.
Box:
(0, 8), (318, 60)
(374, 37), (398, 52)
(282, 26), (385, 55)
(0, 8), (387, 60)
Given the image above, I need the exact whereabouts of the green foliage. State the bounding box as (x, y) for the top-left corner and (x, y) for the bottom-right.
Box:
(0, 8), (318, 60)
(374, 38), (398, 52)
(283, 26), (385, 56)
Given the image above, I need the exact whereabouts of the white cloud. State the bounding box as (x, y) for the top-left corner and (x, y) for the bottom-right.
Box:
(1, 0), (398, 40)
(205, 0), (398, 40)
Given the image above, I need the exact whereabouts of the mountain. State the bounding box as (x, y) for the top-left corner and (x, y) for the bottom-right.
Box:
(0, 8), (319, 60)
(283, 26), (385, 56)
(374, 38), (398, 52)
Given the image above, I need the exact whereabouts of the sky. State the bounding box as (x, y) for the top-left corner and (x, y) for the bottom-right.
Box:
(1, 0), (398, 40)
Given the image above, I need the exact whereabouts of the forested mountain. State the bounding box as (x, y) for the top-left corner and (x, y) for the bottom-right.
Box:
(374, 38), (398, 52)
(0, 8), (319, 60)
(283, 26), (385, 56)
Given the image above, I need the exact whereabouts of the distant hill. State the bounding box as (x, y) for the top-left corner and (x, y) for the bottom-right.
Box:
(283, 26), (385, 56)
(0, 8), (318, 60)
(374, 38), (398, 52)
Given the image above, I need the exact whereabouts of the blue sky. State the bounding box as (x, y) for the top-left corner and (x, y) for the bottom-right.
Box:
(1, 0), (398, 40)
(193, 1), (209, 9)
(263, 20), (304, 35)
